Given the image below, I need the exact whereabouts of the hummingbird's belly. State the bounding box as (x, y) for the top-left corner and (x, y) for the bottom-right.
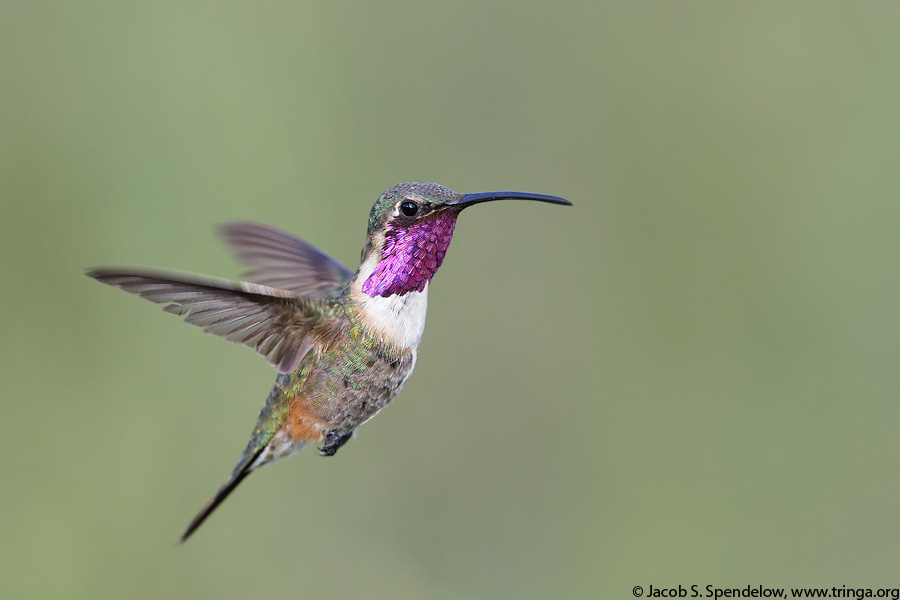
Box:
(313, 343), (418, 433)
(275, 287), (427, 444)
(302, 285), (428, 433)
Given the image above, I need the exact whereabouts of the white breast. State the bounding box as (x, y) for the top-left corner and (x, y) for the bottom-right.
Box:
(351, 254), (429, 350)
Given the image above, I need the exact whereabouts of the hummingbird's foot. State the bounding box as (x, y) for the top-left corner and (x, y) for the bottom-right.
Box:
(318, 429), (353, 456)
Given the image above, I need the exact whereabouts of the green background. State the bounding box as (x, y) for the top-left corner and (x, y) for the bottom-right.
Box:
(3, 2), (900, 598)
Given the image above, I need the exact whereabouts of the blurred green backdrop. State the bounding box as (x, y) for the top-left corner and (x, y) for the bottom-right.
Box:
(3, 2), (900, 598)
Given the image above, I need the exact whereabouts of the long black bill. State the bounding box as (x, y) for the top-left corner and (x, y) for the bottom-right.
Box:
(451, 190), (572, 209)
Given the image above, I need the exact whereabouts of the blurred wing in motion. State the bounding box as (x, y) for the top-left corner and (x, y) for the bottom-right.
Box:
(219, 222), (353, 299)
(86, 268), (337, 373)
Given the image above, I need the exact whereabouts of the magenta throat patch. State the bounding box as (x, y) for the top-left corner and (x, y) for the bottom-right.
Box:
(362, 213), (459, 297)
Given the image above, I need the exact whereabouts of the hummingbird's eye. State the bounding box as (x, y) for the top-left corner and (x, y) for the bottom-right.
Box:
(400, 200), (419, 217)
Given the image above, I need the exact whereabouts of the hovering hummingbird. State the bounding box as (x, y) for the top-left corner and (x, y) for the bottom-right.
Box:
(88, 182), (571, 542)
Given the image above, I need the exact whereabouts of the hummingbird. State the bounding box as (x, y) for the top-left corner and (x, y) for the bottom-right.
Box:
(87, 182), (571, 542)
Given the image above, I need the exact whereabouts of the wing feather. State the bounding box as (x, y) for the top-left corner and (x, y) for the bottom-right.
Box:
(87, 268), (335, 373)
(218, 222), (353, 299)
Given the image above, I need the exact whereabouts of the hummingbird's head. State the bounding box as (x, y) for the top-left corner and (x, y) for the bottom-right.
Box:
(358, 182), (570, 298)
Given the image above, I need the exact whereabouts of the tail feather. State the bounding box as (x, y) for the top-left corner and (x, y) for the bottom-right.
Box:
(179, 448), (263, 543)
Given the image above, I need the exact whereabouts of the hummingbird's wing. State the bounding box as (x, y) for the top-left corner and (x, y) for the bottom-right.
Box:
(218, 222), (353, 299)
(87, 268), (337, 374)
